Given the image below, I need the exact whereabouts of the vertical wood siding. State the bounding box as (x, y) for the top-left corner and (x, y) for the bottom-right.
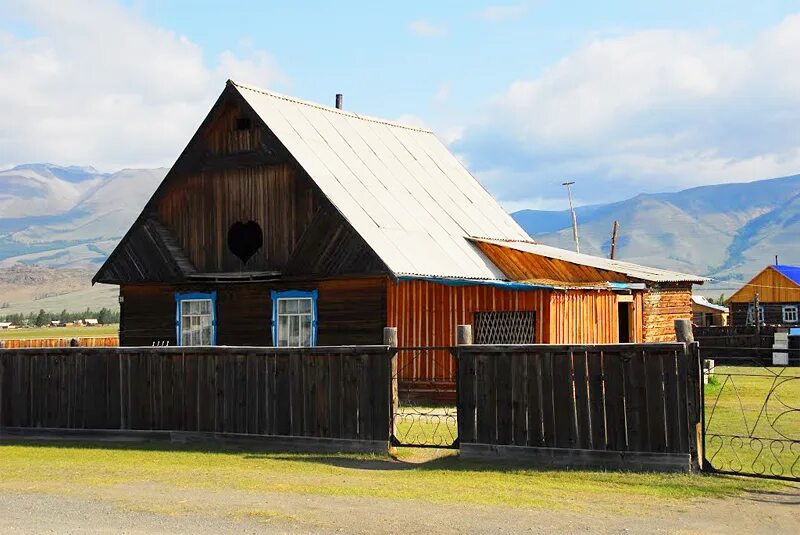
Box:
(548, 291), (643, 344)
(155, 164), (320, 273)
(387, 280), (551, 385)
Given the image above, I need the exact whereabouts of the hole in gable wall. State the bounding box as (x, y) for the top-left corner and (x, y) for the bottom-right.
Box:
(227, 220), (263, 264)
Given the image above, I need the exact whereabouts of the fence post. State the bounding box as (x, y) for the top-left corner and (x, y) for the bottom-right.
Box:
(456, 325), (473, 346)
(677, 319), (702, 471)
(384, 327), (398, 446)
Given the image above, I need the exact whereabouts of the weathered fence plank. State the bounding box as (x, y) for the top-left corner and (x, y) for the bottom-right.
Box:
(0, 346), (395, 451)
(457, 343), (698, 472)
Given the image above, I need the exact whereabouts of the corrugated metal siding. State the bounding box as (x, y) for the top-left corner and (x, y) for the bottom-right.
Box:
(232, 81), (530, 280)
(387, 280), (550, 384)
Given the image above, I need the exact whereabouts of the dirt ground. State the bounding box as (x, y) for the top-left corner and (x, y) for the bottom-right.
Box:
(1, 481), (797, 534)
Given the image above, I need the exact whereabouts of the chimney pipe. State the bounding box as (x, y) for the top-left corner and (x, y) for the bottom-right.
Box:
(335, 94), (343, 109)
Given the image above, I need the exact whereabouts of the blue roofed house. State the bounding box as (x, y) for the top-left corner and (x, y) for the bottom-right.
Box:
(727, 264), (800, 326)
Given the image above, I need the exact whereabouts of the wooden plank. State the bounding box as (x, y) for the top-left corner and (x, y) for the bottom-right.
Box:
(685, 343), (702, 470)
(358, 353), (373, 440)
(302, 353), (317, 437)
(587, 350), (606, 450)
(340, 354), (358, 439)
(643, 351), (667, 453)
(675, 348), (690, 454)
(246, 353), (259, 435)
(540, 352), (557, 447)
(495, 352), (513, 445)
(603, 351), (627, 451)
(573, 350), (591, 450)
(289, 351), (303, 436)
(369, 352), (389, 442)
(274, 353), (291, 436)
(526, 352), (544, 447)
(475, 352), (496, 444)
(552, 350), (576, 448)
(456, 349), (477, 444)
(328, 353), (342, 439)
(511, 352), (527, 446)
(623, 350), (648, 452)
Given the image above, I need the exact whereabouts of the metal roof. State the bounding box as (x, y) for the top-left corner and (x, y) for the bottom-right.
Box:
(471, 238), (709, 283)
(232, 80), (530, 280)
(772, 264), (800, 286)
(691, 295), (728, 312)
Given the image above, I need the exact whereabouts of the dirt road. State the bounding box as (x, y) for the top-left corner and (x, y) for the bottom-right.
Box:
(1, 483), (797, 534)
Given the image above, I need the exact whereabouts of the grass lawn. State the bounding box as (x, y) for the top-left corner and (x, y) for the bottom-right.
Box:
(704, 365), (800, 477)
(0, 441), (789, 514)
(394, 405), (458, 447)
(0, 324), (118, 340)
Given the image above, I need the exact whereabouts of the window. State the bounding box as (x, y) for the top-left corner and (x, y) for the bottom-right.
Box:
(235, 116), (251, 131)
(782, 305), (798, 323)
(272, 290), (317, 347)
(175, 292), (216, 346)
(746, 304), (765, 326)
(473, 311), (536, 344)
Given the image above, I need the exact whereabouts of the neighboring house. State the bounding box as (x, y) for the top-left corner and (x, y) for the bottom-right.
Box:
(727, 265), (800, 326)
(0, 322), (12, 329)
(691, 295), (728, 326)
(93, 80), (706, 392)
(84, 319), (99, 326)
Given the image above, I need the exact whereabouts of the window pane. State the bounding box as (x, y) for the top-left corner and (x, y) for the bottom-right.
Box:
(278, 300), (288, 314)
(289, 315), (299, 346)
(301, 315), (312, 346)
(286, 299), (299, 314)
(278, 315), (289, 346)
(299, 298), (312, 314)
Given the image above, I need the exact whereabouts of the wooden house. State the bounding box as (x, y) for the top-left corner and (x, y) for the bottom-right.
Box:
(691, 295), (728, 326)
(727, 265), (800, 326)
(94, 80), (706, 394)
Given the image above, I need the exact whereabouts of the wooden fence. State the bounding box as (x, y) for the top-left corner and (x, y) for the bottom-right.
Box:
(456, 343), (702, 472)
(0, 337), (119, 349)
(692, 325), (778, 362)
(0, 346), (393, 452)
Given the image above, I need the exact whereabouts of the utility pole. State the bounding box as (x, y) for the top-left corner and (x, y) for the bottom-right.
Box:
(562, 181), (580, 253)
(610, 220), (619, 259)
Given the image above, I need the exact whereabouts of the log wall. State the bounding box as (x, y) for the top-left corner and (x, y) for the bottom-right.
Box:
(642, 285), (693, 342)
(120, 278), (386, 347)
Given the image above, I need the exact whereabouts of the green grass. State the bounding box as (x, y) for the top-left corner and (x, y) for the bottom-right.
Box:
(0, 441), (787, 513)
(704, 365), (800, 476)
(394, 405), (458, 447)
(0, 324), (118, 340)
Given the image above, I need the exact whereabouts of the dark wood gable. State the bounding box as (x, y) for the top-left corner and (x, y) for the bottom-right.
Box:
(94, 82), (387, 285)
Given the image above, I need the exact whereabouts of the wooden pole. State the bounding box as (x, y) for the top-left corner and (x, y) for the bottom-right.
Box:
(456, 324), (473, 346)
(610, 220), (619, 259)
(384, 327), (399, 445)
(674, 319), (694, 344)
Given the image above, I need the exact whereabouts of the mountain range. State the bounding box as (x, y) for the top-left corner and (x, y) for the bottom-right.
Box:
(1, 163), (799, 292)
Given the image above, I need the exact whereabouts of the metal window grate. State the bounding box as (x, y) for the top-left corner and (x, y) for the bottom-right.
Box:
(473, 311), (536, 344)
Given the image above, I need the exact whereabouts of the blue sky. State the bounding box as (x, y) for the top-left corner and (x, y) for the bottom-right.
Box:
(1, 0), (800, 210)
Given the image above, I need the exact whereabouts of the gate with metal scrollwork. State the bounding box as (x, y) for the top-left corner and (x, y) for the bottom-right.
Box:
(701, 347), (799, 481)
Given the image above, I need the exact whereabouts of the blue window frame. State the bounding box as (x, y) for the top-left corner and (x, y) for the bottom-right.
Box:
(271, 290), (318, 347)
(175, 292), (217, 346)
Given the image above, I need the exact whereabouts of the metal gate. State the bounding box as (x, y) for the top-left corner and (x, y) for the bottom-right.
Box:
(702, 347), (799, 481)
(390, 347), (458, 448)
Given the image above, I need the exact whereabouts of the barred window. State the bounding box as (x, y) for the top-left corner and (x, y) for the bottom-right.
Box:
(473, 311), (536, 344)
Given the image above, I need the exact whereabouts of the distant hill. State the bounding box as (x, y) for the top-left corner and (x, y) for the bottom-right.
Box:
(0, 163), (166, 268)
(512, 174), (800, 286)
(2, 163), (799, 296)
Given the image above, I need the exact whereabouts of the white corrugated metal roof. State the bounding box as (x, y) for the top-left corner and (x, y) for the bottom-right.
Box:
(692, 295), (728, 312)
(472, 238), (709, 283)
(232, 80), (530, 280)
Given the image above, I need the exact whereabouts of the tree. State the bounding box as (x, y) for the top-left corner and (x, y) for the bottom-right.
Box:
(35, 309), (48, 327)
(97, 308), (111, 325)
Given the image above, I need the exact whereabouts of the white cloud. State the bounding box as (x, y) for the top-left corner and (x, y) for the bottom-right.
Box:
(434, 82), (451, 102)
(0, 0), (288, 171)
(456, 15), (800, 207)
(477, 4), (528, 22)
(409, 19), (445, 37)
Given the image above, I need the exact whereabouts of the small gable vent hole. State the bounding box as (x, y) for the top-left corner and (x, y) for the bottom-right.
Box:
(227, 220), (263, 264)
(235, 116), (251, 131)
